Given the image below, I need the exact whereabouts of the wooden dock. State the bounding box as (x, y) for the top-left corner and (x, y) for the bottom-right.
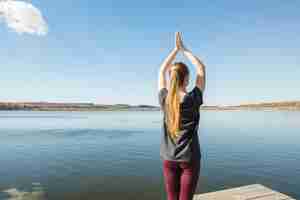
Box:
(193, 184), (295, 200)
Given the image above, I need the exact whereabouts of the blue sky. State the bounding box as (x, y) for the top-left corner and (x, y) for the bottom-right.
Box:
(1, 0), (300, 106)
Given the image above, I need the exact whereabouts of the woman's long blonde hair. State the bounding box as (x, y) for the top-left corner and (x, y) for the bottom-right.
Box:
(165, 62), (189, 140)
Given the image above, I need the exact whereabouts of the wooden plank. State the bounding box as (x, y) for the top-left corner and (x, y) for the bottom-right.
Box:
(193, 184), (265, 200)
(247, 194), (290, 200)
(193, 184), (295, 200)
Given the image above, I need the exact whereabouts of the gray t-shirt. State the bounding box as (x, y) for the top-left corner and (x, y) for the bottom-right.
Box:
(158, 86), (203, 162)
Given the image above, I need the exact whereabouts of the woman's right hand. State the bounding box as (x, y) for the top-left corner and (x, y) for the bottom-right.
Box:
(175, 32), (182, 50)
(176, 32), (186, 51)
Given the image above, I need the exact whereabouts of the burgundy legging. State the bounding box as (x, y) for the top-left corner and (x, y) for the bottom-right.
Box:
(163, 158), (200, 200)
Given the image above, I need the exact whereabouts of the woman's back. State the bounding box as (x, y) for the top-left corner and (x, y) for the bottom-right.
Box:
(159, 86), (203, 162)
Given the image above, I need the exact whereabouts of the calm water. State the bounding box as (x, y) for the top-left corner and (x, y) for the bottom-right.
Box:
(0, 111), (299, 200)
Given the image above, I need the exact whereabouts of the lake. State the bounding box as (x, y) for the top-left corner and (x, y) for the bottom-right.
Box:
(0, 110), (299, 200)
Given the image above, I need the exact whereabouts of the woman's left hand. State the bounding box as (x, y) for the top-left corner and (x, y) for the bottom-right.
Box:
(176, 32), (185, 51)
(175, 32), (182, 50)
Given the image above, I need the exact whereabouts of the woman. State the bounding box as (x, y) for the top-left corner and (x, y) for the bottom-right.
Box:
(158, 32), (206, 200)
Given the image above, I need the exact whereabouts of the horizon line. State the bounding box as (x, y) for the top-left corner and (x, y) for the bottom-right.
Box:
(1, 100), (300, 107)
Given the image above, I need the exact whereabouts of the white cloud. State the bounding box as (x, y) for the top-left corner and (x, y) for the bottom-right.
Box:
(0, 0), (48, 36)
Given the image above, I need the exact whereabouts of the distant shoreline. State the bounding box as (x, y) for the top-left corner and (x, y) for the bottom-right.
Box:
(0, 102), (160, 111)
(202, 101), (300, 111)
(1, 101), (300, 111)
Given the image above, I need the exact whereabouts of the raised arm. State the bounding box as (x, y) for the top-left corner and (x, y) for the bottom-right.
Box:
(177, 33), (206, 92)
(183, 49), (206, 92)
(158, 33), (180, 90)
